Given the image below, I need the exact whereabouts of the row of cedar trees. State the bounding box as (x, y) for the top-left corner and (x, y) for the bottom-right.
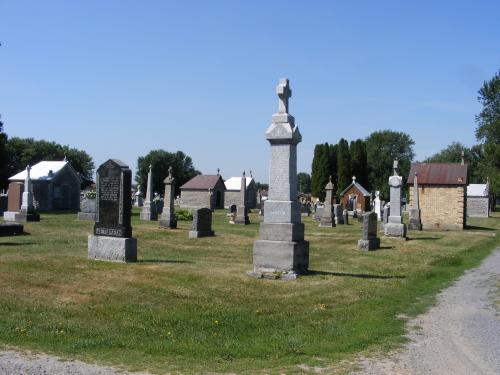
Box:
(311, 138), (368, 202)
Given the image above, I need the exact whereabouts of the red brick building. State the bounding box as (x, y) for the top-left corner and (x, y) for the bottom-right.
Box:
(339, 177), (371, 212)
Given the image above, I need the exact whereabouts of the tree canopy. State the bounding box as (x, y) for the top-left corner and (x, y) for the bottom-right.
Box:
(297, 172), (311, 194)
(0, 117), (7, 189)
(136, 149), (200, 197)
(4, 137), (94, 188)
(336, 138), (351, 196)
(310, 143), (330, 201)
(475, 70), (500, 203)
(366, 130), (415, 199)
(349, 139), (368, 188)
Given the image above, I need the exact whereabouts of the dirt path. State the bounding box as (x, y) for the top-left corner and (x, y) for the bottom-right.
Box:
(352, 247), (500, 375)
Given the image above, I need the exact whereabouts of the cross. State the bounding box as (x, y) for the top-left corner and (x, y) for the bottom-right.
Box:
(149, 164), (152, 171)
(352, 176), (356, 183)
(393, 160), (399, 175)
(217, 168), (220, 175)
(276, 78), (292, 114)
(243, 171), (246, 177)
(250, 170), (252, 178)
(168, 166), (173, 177)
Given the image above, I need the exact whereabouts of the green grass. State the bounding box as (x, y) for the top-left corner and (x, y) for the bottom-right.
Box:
(0, 208), (499, 374)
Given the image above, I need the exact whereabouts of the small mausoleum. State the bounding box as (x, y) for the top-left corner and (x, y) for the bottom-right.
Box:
(180, 174), (226, 210)
(339, 177), (371, 212)
(8, 160), (81, 211)
(407, 162), (467, 230)
(224, 175), (257, 208)
(466, 183), (489, 218)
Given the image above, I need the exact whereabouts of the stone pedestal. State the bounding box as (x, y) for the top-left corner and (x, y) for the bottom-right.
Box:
(357, 238), (380, 251)
(408, 208), (422, 230)
(384, 222), (407, 238)
(159, 167), (177, 229)
(234, 206), (250, 224)
(77, 212), (96, 221)
(3, 211), (39, 222)
(0, 222), (24, 236)
(88, 235), (137, 262)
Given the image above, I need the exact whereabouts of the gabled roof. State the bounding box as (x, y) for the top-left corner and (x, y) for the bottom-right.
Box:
(340, 180), (370, 197)
(9, 161), (72, 181)
(407, 163), (468, 185)
(467, 184), (489, 197)
(180, 175), (226, 190)
(224, 177), (254, 191)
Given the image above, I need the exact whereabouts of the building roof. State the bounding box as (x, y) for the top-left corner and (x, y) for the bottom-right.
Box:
(467, 184), (489, 197)
(9, 161), (70, 181)
(180, 175), (226, 190)
(339, 179), (371, 197)
(224, 177), (254, 191)
(407, 163), (468, 185)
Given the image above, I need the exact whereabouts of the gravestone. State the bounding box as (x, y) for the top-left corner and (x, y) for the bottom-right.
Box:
(140, 165), (157, 220)
(374, 191), (382, 221)
(0, 222), (24, 236)
(314, 205), (324, 221)
(300, 204), (310, 217)
(3, 182), (23, 221)
(384, 160), (407, 239)
(0, 194), (7, 216)
(134, 186), (143, 207)
(251, 78), (309, 279)
(77, 197), (96, 221)
(229, 204), (237, 214)
(333, 204), (344, 225)
(88, 159), (137, 262)
(343, 209), (349, 225)
(7, 166), (40, 222)
(319, 176), (335, 227)
(408, 172), (422, 230)
(357, 211), (380, 251)
(234, 172), (250, 225)
(189, 208), (214, 238)
(381, 203), (390, 231)
(159, 166), (177, 229)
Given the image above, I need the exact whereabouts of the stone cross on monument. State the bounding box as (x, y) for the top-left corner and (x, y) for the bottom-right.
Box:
(18, 164), (40, 222)
(320, 176), (335, 227)
(251, 78), (309, 279)
(384, 159), (407, 239)
(234, 171), (250, 225)
(277, 78), (292, 114)
(140, 164), (157, 221)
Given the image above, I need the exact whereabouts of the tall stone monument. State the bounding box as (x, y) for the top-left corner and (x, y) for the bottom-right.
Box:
(319, 176), (335, 227)
(384, 160), (407, 239)
(374, 191), (382, 221)
(408, 172), (422, 230)
(234, 171), (250, 225)
(140, 165), (157, 220)
(251, 78), (309, 279)
(159, 166), (177, 229)
(18, 165), (40, 222)
(88, 159), (137, 262)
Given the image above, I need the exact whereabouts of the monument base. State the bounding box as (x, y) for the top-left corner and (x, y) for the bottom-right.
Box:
(77, 212), (96, 221)
(319, 216), (335, 227)
(384, 223), (407, 239)
(88, 235), (137, 262)
(408, 209), (422, 230)
(0, 222), (24, 236)
(234, 215), (250, 225)
(252, 239), (309, 277)
(357, 238), (380, 251)
(159, 216), (177, 229)
(139, 210), (157, 221)
(189, 230), (214, 238)
(3, 211), (40, 222)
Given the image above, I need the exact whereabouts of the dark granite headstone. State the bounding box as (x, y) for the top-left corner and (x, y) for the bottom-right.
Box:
(7, 182), (23, 212)
(358, 211), (380, 251)
(94, 159), (132, 238)
(88, 159), (136, 262)
(0, 222), (24, 236)
(189, 207), (214, 238)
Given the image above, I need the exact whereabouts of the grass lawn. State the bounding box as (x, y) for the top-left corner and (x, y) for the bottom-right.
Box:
(0, 208), (499, 374)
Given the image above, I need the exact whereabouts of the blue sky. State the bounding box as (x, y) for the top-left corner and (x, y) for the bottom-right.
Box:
(1, 1), (499, 182)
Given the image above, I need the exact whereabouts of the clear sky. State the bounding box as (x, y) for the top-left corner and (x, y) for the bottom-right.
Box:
(1, 1), (499, 183)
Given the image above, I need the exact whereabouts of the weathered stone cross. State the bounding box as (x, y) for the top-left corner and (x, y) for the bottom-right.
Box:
(276, 78), (292, 114)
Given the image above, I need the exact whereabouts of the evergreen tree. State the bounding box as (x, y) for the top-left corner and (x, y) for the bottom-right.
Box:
(328, 143), (338, 192)
(336, 138), (351, 196)
(297, 172), (311, 194)
(350, 139), (368, 189)
(0, 116), (7, 189)
(311, 143), (330, 201)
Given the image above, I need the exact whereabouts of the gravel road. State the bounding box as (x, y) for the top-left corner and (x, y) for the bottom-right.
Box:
(352, 247), (500, 375)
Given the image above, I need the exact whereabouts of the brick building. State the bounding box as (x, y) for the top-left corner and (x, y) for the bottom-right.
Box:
(180, 174), (226, 210)
(224, 176), (257, 208)
(407, 163), (467, 230)
(339, 177), (371, 212)
(466, 183), (489, 218)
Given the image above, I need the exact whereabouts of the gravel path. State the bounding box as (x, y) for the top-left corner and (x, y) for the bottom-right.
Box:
(352, 247), (500, 375)
(0, 350), (150, 375)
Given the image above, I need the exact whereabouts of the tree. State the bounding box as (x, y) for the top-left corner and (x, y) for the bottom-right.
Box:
(310, 143), (330, 201)
(475, 70), (500, 206)
(424, 142), (482, 183)
(328, 143), (338, 190)
(136, 149), (200, 197)
(5, 137), (94, 188)
(349, 139), (368, 188)
(297, 172), (311, 194)
(336, 138), (351, 196)
(0, 116), (7, 189)
(255, 182), (269, 191)
(365, 130), (415, 200)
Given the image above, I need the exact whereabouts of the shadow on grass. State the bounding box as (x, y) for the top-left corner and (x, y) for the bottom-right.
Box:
(138, 259), (194, 264)
(407, 237), (441, 241)
(42, 210), (79, 215)
(466, 225), (496, 231)
(307, 270), (405, 279)
(0, 241), (36, 246)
